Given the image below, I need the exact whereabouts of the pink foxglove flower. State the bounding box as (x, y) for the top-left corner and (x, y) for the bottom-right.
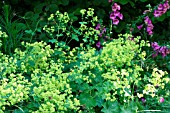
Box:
(144, 16), (154, 35)
(95, 23), (100, 30)
(160, 97), (164, 103)
(96, 41), (101, 48)
(112, 18), (119, 25)
(110, 3), (123, 25)
(151, 42), (170, 58)
(137, 24), (143, 30)
(112, 3), (121, 11)
(153, 1), (170, 17)
(108, 0), (113, 2)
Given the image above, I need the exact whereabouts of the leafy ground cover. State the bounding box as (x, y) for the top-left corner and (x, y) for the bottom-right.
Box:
(0, 0), (170, 112)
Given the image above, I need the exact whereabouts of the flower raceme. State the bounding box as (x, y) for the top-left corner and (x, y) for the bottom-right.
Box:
(95, 23), (106, 48)
(109, 2), (123, 25)
(154, 0), (170, 17)
(144, 16), (154, 35)
(151, 42), (170, 58)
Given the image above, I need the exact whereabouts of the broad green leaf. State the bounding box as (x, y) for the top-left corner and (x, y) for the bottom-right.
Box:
(25, 30), (34, 35)
(28, 60), (35, 67)
(140, 0), (147, 2)
(48, 4), (59, 13)
(13, 109), (24, 113)
(61, 0), (69, 6)
(36, 28), (41, 33)
(69, 13), (78, 22)
(166, 11), (170, 17)
(97, 9), (106, 19)
(82, 38), (88, 43)
(54, 50), (63, 55)
(120, 107), (133, 113)
(72, 33), (79, 41)
(119, 0), (129, 5)
(156, 14), (166, 22)
(79, 93), (96, 109)
(72, 27), (81, 35)
(24, 11), (34, 19)
(16, 23), (27, 30)
(129, 1), (135, 7)
(56, 34), (64, 37)
(96, 97), (104, 107)
(49, 39), (57, 43)
(101, 101), (120, 113)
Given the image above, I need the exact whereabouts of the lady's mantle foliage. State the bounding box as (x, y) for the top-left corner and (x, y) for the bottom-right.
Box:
(0, 34), (169, 112)
(0, 41), (80, 112)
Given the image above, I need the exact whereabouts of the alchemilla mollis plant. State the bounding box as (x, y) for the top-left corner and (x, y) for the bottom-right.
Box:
(43, 8), (100, 48)
(0, 32), (169, 112)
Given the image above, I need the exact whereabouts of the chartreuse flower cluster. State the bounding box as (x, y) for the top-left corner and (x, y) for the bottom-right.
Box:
(0, 73), (31, 111)
(31, 66), (80, 113)
(140, 68), (169, 99)
(0, 41), (80, 112)
(0, 27), (8, 53)
(13, 41), (54, 73)
(0, 34), (169, 112)
(79, 8), (99, 45)
(43, 10), (70, 39)
(43, 8), (100, 47)
(0, 27), (8, 38)
(98, 34), (146, 102)
(68, 34), (146, 107)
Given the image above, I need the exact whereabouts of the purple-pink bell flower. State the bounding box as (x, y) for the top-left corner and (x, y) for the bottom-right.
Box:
(112, 3), (121, 11)
(141, 97), (146, 103)
(95, 23), (100, 30)
(110, 2), (123, 25)
(153, 1), (170, 17)
(108, 0), (113, 2)
(96, 41), (101, 48)
(160, 97), (164, 103)
(137, 24), (143, 30)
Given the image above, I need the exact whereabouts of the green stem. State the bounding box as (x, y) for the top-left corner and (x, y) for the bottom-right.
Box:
(30, 19), (41, 43)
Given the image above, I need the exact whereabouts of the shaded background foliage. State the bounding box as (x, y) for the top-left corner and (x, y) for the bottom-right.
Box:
(2, 0), (169, 40)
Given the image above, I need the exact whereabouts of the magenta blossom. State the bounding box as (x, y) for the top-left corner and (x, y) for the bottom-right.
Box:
(151, 42), (170, 58)
(113, 11), (121, 17)
(108, 0), (113, 2)
(110, 3), (123, 25)
(159, 97), (164, 103)
(118, 13), (123, 20)
(96, 41), (101, 48)
(137, 24), (143, 30)
(153, 1), (170, 17)
(152, 52), (159, 58)
(95, 23), (100, 30)
(112, 18), (119, 25)
(158, 4), (164, 10)
(110, 12), (115, 20)
(112, 3), (121, 11)
(95, 24), (106, 37)
(159, 46), (169, 57)
(141, 97), (146, 103)
(151, 42), (160, 51)
(153, 10), (163, 17)
(144, 16), (154, 35)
